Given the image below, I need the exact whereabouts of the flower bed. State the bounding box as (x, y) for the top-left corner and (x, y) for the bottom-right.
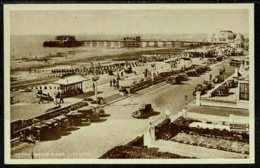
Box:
(156, 117), (249, 144)
(171, 133), (249, 154)
(100, 145), (196, 159)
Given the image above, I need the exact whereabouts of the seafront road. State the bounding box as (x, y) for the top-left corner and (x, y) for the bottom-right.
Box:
(11, 58), (236, 159)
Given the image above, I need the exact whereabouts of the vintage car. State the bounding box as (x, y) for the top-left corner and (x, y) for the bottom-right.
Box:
(195, 67), (204, 75)
(225, 79), (237, 88)
(43, 119), (62, 134)
(30, 122), (51, 141)
(53, 115), (70, 131)
(91, 96), (105, 105)
(203, 80), (212, 90)
(19, 128), (35, 143)
(77, 106), (100, 122)
(185, 69), (199, 77)
(66, 111), (83, 126)
(166, 75), (181, 84)
(89, 104), (106, 117)
(177, 73), (189, 81)
(193, 83), (210, 96)
(213, 75), (224, 83)
(212, 85), (229, 96)
(132, 103), (153, 119)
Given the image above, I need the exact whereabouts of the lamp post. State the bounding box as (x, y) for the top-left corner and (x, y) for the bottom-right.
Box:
(151, 58), (156, 83)
(92, 60), (99, 100)
(185, 95), (188, 110)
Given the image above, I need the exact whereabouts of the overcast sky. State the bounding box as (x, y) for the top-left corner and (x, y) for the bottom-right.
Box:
(10, 9), (249, 35)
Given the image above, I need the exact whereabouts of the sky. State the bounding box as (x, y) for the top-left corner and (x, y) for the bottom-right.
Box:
(10, 9), (249, 35)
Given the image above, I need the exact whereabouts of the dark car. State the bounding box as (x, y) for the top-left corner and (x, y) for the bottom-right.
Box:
(212, 85), (229, 96)
(43, 119), (62, 134)
(30, 122), (51, 141)
(89, 104), (106, 117)
(178, 73), (189, 81)
(53, 115), (70, 131)
(77, 106), (100, 122)
(66, 111), (83, 126)
(166, 75), (181, 84)
(186, 69), (199, 77)
(225, 79), (237, 88)
(132, 103), (153, 119)
(193, 84), (209, 96)
(213, 75), (224, 83)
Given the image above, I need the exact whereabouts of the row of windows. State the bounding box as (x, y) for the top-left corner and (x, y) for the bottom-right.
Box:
(239, 83), (249, 100)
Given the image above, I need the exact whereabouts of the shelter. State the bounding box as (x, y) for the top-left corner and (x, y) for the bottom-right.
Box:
(53, 75), (89, 97)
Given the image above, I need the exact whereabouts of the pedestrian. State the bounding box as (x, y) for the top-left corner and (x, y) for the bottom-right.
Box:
(165, 108), (171, 118)
(53, 92), (58, 105)
(117, 80), (120, 89)
(113, 79), (116, 86)
(110, 79), (113, 87)
(38, 94), (44, 104)
(59, 90), (64, 104)
(93, 83), (95, 92)
(209, 73), (212, 81)
(47, 93), (51, 103)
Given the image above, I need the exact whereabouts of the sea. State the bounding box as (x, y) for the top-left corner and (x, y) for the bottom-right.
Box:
(10, 34), (207, 60)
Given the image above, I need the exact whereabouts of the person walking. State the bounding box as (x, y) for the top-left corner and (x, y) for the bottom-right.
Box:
(59, 90), (64, 104)
(92, 83), (95, 92)
(209, 73), (212, 81)
(38, 94), (44, 104)
(113, 79), (116, 87)
(110, 79), (113, 87)
(53, 92), (58, 105)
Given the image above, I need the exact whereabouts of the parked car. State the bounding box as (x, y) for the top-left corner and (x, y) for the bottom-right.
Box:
(66, 111), (83, 126)
(193, 84), (209, 96)
(53, 115), (70, 131)
(225, 79), (237, 88)
(186, 70), (199, 77)
(89, 104), (106, 117)
(166, 75), (181, 84)
(43, 119), (62, 134)
(178, 73), (189, 81)
(77, 106), (100, 122)
(132, 103), (153, 119)
(30, 122), (51, 141)
(213, 75), (224, 83)
(212, 85), (229, 96)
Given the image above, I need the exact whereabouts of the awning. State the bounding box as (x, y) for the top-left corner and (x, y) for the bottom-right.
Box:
(53, 75), (89, 85)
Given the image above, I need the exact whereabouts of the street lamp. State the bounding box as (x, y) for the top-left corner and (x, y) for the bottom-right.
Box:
(92, 60), (99, 100)
(185, 95), (188, 110)
(151, 57), (156, 83)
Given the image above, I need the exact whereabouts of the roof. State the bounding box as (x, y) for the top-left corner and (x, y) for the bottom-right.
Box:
(53, 75), (89, 85)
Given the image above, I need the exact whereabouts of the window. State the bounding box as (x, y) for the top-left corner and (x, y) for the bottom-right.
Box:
(239, 83), (249, 100)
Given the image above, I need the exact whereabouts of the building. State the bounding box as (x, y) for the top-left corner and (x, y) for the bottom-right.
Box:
(53, 75), (89, 97)
(120, 36), (142, 48)
(207, 30), (236, 43)
(237, 67), (249, 109)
